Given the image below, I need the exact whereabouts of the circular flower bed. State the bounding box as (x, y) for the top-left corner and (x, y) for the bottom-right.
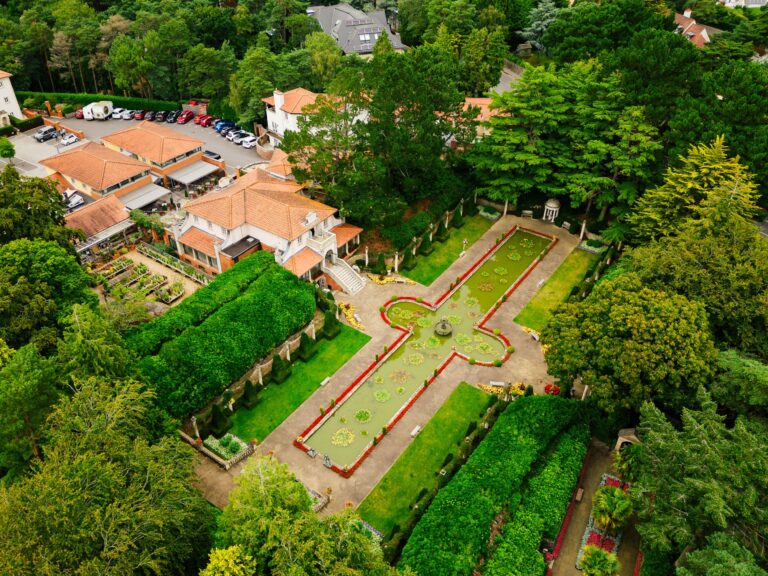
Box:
(524, 249), (535, 257)
(355, 409), (372, 423)
(507, 251), (521, 261)
(464, 345), (474, 354)
(390, 370), (410, 384)
(473, 334), (484, 342)
(417, 316), (432, 328)
(396, 386), (405, 395)
(481, 271), (491, 277)
(478, 282), (495, 292)
(426, 336), (441, 349)
(407, 352), (425, 366)
(398, 309), (414, 320)
(494, 266), (508, 276)
(455, 333), (472, 344)
(388, 307), (401, 318)
(331, 427), (355, 447)
(410, 341), (425, 350)
(374, 375), (385, 385)
(464, 296), (479, 308)
(520, 238), (534, 249)
(476, 342), (494, 354)
(446, 314), (461, 325)
(374, 389), (391, 403)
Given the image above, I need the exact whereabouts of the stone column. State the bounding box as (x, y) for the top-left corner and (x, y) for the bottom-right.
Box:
(285, 343), (291, 363)
(394, 251), (399, 273)
(365, 246), (369, 267)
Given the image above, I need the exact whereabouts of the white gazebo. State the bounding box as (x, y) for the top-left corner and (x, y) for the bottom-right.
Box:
(543, 198), (561, 222)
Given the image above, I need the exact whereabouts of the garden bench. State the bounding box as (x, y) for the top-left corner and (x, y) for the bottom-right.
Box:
(521, 210), (534, 218)
(575, 487), (584, 502)
(410, 425), (421, 438)
(562, 221), (571, 230)
(320, 377), (331, 387)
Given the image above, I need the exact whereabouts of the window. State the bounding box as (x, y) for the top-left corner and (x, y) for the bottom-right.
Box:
(0, 81), (3, 88)
(359, 33), (371, 42)
(3, 97), (7, 103)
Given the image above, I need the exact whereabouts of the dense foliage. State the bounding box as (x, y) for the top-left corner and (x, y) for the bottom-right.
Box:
(399, 396), (580, 576)
(139, 262), (315, 416)
(126, 251), (275, 356)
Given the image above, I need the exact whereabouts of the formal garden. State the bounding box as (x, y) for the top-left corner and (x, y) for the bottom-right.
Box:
(296, 228), (554, 475)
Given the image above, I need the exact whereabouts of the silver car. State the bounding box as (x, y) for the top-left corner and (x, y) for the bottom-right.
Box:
(61, 133), (80, 146)
(233, 132), (254, 145)
(240, 136), (258, 149)
(111, 107), (125, 119)
(121, 109), (134, 120)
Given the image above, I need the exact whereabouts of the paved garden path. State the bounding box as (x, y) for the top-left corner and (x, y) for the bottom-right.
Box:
(194, 215), (578, 512)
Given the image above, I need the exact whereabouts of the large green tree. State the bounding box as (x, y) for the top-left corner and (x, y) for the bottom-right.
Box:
(0, 378), (214, 575)
(710, 350), (768, 418)
(543, 273), (717, 413)
(634, 389), (768, 561)
(0, 239), (95, 351)
(0, 165), (79, 248)
(677, 532), (767, 576)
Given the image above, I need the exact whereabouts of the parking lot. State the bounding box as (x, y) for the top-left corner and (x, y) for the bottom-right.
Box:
(1, 114), (267, 178)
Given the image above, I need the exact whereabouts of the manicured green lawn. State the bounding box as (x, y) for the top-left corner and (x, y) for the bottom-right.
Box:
(402, 214), (493, 286)
(358, 383), (489, 535)
(514, 249), (598, 332)
(230, 324), (370, 442)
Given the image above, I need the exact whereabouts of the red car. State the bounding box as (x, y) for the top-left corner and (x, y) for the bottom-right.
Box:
(193, 113), (205, 124)
(74, 108), (84, 119)
(176, 110), (195, 124)
(200, 115), (215, 127)
(134, 110), (147, 120)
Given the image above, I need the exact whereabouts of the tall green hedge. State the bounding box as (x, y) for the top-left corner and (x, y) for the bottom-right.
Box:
(16, 91), (180, 112)
(483, 424), (590, 576)
(138, 263), (316, 416)
(126, 251), (275, 357)
(398, 396), (580, 576)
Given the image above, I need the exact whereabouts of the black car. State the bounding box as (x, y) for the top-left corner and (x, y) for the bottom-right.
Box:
(220, 126), (236, 137)
(203, 150), (222, 160)
(155, 110), (166, 122)
(166, 110), (181, 123)
(145, 110), (156, 121)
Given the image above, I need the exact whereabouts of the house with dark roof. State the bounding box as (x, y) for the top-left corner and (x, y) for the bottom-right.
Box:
(175, 161), (364, 292)
(308, 4), (406, 57)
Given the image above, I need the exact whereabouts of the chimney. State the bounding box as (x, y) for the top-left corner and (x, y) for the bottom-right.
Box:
(683, 8), (692, 17)
(274, 90), (284, 113)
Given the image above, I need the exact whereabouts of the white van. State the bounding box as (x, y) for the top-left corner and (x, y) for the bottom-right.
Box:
(91, 101), (113, 120)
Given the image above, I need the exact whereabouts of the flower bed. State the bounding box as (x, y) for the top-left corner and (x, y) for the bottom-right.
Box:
(575, 474), (629, 569)
(137, 242), (212, 285)
(202, 433), (248, 461)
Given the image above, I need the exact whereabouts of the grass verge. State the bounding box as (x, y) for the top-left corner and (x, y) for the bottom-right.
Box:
(514, 249), (598, 332)
(402, 215), (493, 286)
(358, 383), (489, 535)
(230, 324), (370, 442)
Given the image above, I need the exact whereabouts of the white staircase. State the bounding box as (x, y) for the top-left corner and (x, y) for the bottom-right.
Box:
(324, 257), (365, 295)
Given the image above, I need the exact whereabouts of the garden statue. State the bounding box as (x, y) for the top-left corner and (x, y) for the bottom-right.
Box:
(191, 415), (199, 439)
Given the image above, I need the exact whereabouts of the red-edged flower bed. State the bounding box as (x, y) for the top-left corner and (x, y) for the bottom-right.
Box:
(294, 226), (556, 477)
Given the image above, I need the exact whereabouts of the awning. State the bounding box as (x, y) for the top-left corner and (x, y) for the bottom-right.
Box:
(283, 247), (322, 277)
(331, 223), (363, 246)
(75, 219), (135, 253)
(166, 161), (221, 186)
(119, 183), (171, 210)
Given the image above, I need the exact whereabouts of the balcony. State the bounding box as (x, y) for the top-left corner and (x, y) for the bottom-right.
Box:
(307, 231), (337, 256)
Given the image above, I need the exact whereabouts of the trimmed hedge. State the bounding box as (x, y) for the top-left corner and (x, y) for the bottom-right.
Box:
(126, 251), (275, 357)
(399, 397), (580, 576)
(483, 424), (590, 576)
(0, 125), (14, 137)
(10, 115), (43, 131)
(138, 263), (315, 416)
(16, 91), (180, 112)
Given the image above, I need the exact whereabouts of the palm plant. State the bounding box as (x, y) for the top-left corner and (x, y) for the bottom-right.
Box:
(581, 545), (620, 576)
(592, 486), (633, 535)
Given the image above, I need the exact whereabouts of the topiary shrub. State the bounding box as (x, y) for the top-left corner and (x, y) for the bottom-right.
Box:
(209, 402), (231, 437)
(401, 246), (416, 271)
(451, 210), (464, 228)
(322, 309), (340, 340)
(463, 200), (478, 217)
(436, 220), (450, 242)
(419, 233), (433, 256)
(297, 332), (318, 362)
(525, 384), (534, 396)
(373, 253), (387, 275)
(240, 380), (261, 409)
(270, 353), (292, 384)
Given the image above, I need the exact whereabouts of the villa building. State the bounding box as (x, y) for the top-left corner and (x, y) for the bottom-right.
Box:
(175, 158), (364, 292)
(308, 4), (406, 57)
(101, 121), (225, 189)
(674, 11), (723, 47)
(0, 69), (22, 122)
(262, 88), (319, 145)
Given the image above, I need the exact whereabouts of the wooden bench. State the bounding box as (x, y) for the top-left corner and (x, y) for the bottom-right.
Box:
(575, 487), (584, 502)
(410, 425), (421, 438)
(521, 209), (534, 218)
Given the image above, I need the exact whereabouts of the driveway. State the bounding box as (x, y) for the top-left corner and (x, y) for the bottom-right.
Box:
(0, 131), (82, 177)
(63, 117), (266, 175)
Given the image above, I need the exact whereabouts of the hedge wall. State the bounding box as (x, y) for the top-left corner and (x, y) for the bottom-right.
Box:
(483, 424), (590, 576)
(9, 115), (43, 131)
(126, 251), (275, 357)
(16, 91), (180, 112)
(138, 263), (316, 416)
(398, 396), (580, 576)
(0, 125), (13, 137)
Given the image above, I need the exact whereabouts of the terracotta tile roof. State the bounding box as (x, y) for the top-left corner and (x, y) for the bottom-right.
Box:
(283, 247), (322, 276)
(102, 121), (203, 164)
(265, 149), (293, 179)
(262, 88), (319, 114)
(40, 142), (148, 192)
(464, 98), (495, 123)
(48, 172), (71, 194)
(185, 170), (336, 240)
(331, 223), (362, 246)
(0, 70), (11, 79)
(65, 194), (129, 237)
(179, 226), (218, 257)
(675, 12), (723, 47)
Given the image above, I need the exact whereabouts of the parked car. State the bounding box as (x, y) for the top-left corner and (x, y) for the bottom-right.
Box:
(64, 191), (85, 210)
(199, 115), (214, 127)
(226, 129), (246, 142)
(214, 120), (234, 132)
(166, 110), (181, 123)
(61, 133), (80, 146)
(34, 126), (57, 142)
(220, 126), (238, 137)
(111, 107), (125, 119)
(133, 110), (146, 120)
(74, 109), (84, 119)
(240, 136), (258, 149)
(177, 110), (195, 124)
(121, 109), (134, 120)
(233, 131), (254, 145)
(145, 110), (156, 121)
(203, 150), (222, 160)
(193, 113), (205, 124)
(155, 110), (167, 122)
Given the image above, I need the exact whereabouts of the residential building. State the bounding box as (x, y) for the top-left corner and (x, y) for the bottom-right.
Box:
(675, 11), (724, 47)
(101, 121), (224, 189)
(64, 194), (134, 255)
(39, 142), (172, 210)
(0, 69), (22, 121)
(721, 0), (766, 8)
(262, 88), (319, 145)
(176, 162), (364, 292)
(308, 4), (406, 57)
